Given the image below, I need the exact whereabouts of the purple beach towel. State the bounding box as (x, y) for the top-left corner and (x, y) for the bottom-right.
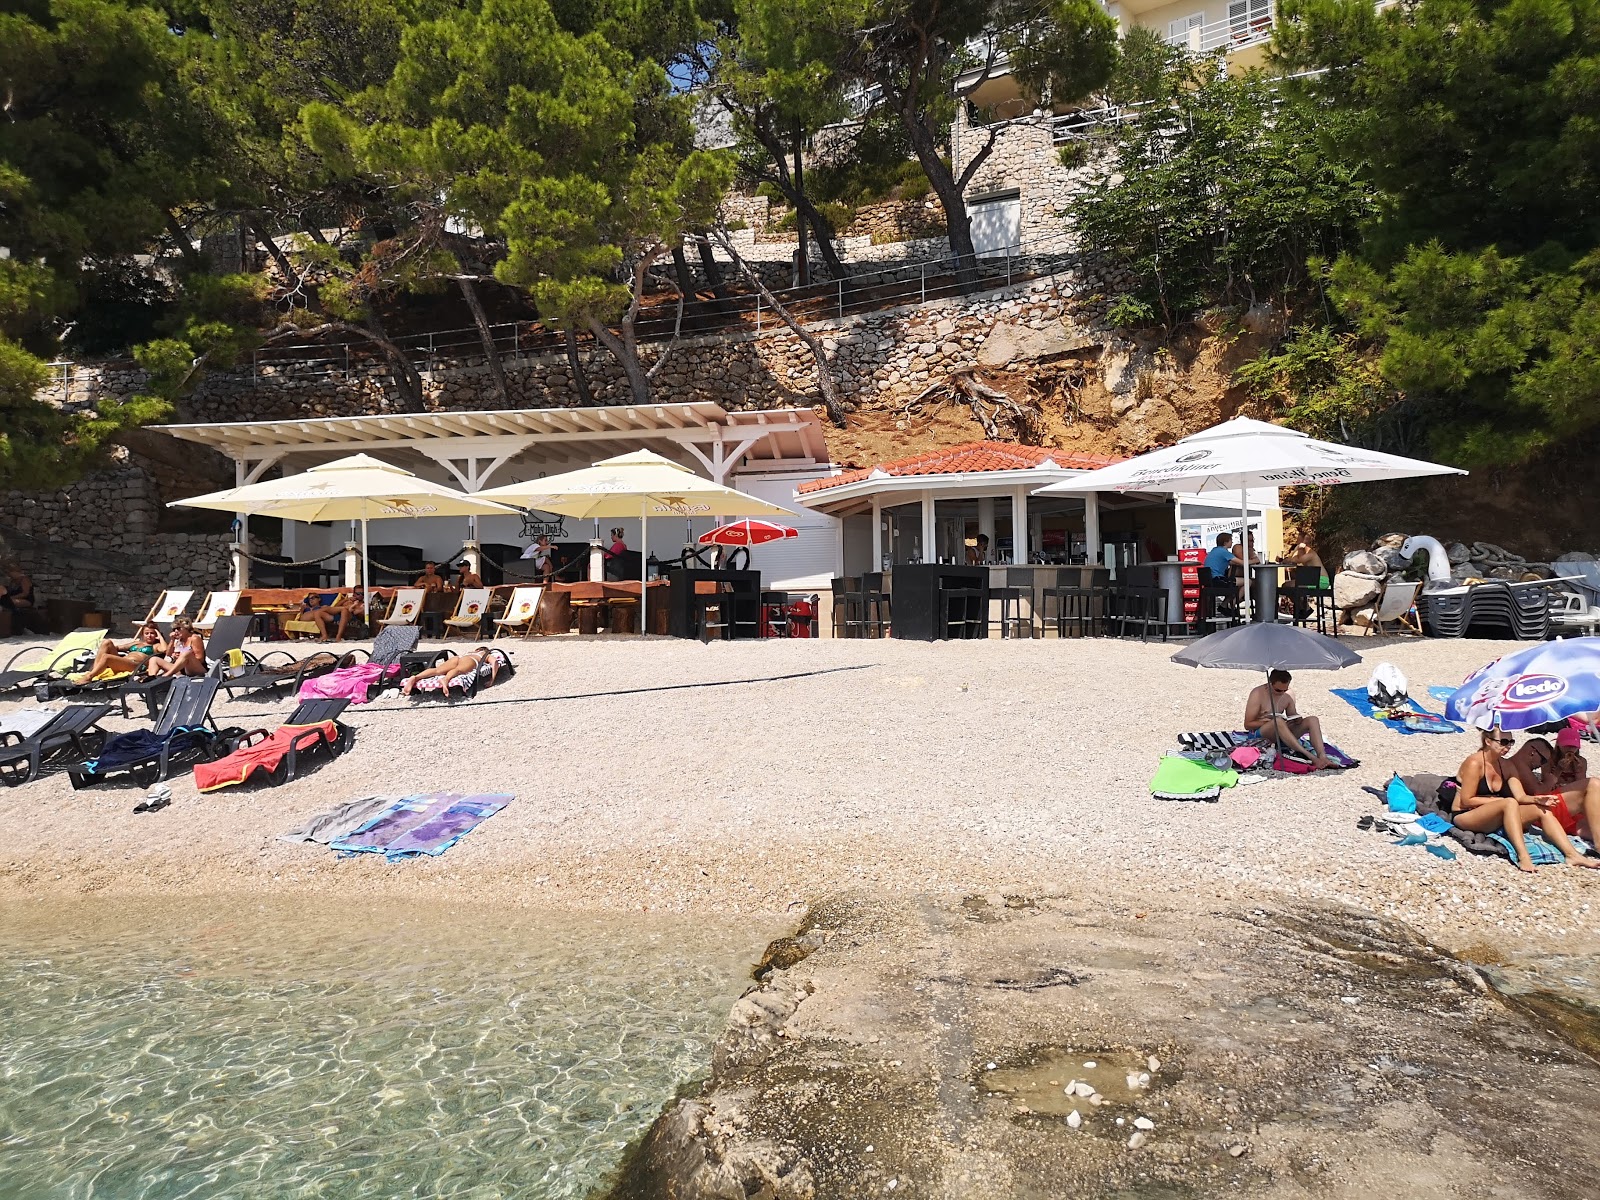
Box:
(381, 794), (513, 860)
(330, 793), (457, 854)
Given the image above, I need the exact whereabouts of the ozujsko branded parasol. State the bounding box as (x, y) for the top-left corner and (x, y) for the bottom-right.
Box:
(697, 520), (799, 546)
(1444, 639), (1600, 731)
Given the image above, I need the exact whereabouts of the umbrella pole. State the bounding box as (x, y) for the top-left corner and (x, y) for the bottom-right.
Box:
(641, 500), (649, 637)
(1239, 485), (1253, 622)
(361, 513), (371, 621)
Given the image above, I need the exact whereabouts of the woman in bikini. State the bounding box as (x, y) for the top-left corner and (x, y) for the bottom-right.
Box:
(146, 617), (207, 677)
(1453, 729), (1600, 874)
(73, 623), (165, 682)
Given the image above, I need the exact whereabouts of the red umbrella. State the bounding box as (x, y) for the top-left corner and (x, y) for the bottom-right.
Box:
(698, 519), (799, 546)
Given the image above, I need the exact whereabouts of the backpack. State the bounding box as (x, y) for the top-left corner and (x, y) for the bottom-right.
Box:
(1367, 662), (1410, 709)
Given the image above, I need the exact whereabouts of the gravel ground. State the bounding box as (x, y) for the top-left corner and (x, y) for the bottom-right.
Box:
(2, 633), (1597, 956)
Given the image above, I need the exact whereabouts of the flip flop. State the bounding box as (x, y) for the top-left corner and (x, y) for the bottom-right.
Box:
(1425, 843), (1457, 860)
(1392, 832), (1429, 847)
(132, 802), (150, 814)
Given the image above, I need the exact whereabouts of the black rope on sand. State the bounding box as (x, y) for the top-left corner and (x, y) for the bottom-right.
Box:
(217, 663), (877, 719)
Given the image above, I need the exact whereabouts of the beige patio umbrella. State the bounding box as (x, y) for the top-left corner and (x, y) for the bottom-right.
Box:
(170, 453), (518, 610)
(476, 449), (797, 593)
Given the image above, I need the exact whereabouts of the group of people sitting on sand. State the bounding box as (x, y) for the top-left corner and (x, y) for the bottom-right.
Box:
(73, 619), (208, 683)
(1449, 725), (1600, 875)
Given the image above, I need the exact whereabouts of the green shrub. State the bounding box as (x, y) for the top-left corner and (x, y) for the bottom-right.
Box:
(1106, 294), (1156, 329)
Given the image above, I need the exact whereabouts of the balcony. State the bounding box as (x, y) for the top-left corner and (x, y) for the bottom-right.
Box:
(1163, 1), (1275, 56)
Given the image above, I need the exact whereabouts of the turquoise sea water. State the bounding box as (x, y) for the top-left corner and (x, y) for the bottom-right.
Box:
(0, 899), (770, 1199)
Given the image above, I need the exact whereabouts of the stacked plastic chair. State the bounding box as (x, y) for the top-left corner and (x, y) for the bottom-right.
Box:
(1419, 582), (1550, 640)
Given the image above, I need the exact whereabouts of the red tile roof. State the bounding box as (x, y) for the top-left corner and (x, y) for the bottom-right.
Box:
(798, 441), (1124, 494)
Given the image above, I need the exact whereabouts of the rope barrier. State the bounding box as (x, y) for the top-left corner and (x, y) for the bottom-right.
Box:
(235, 549), (345, 568)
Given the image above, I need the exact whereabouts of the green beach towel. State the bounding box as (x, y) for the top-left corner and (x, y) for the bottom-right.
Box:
(1151, 755), (1238, 802)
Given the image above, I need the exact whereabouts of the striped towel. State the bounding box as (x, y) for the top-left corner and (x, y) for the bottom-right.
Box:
(1177, 730), (1253, 754)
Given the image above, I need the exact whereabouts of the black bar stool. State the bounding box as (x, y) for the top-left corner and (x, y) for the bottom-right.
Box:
(939, 587), (983, 639)
(860, 572), (892, 638)
(991, 568), (1037, 638)
(830, 577), (867, 638)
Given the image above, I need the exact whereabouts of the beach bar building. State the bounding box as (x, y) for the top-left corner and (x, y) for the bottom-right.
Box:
(158, 403), (838, 590)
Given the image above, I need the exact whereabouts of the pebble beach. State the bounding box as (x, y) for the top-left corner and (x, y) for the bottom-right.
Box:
(2, 634), (1596, 958)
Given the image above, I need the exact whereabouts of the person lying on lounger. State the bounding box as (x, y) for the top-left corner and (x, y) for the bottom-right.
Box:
(1244, 669), (1331, 770)
(1450, 728), (1600, 875)
(400, 647), (499, 696)
(72, 623), (165, 682)
(146, 617), (207, 677)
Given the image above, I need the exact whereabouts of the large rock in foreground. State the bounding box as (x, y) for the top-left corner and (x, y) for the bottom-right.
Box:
(608, 893), (1600, 1198)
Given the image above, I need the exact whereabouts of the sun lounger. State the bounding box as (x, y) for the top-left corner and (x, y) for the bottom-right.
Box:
(0, 703), (113, 787)
(144, 589), (196, 631)
(193, 698), (352, 792)
(68, 675), (223, 789)
(1365, 579), (1424, 636)
(194, 590), (242, 633)
(379, 588), (426, 629)
(442, 588), (492, 639)
(296, 625), (421, 705)
(493, 586), (545, 638)
(0, 628), (105, 693)
(408, 648), (514, 701)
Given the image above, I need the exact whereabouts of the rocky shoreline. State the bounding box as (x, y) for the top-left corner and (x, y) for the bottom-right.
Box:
(606, 892), (1600, 1199)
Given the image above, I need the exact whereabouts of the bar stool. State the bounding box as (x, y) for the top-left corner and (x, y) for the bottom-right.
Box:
(1114, 580), (1169, 642)
(760, 591), (790, 637)
(1043, 584), (1103, 637)
(992, 568), (1037, 638)
(939, 586), (983, 639)
(861, 572), (891, 638)
(831, 577), (867, 638)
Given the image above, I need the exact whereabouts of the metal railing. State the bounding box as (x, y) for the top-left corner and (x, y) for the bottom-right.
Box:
(1164, 3), (1276, 56)
(232, 227), (1084, 379)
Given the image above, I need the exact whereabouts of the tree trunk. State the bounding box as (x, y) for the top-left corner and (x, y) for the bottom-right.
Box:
(745, 113), (848, 282)
(456, 276), (510, 406)
(670, 242), (699, 304)
(793, 121), (810, 287)
(247, 216), (304, 295)
(363, 304), (426, 413)
(693, 232), (728, 297)
(900, 114), (984, 294)
(711, 227), (847, 427)
(583, 316), (650, 405)
(164, 211), (205, 273)
(564, 327), (595, 405)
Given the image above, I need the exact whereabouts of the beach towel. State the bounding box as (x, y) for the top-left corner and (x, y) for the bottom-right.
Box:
(1151, 754), (1237, 801)
(0, 706), (59, 740)
(278, 794), (399, 845)
(297, 661), (398, 705)
(1485, 832), (1594, 867)
(192, 721), (340, 792)
(1330, 687), (1463, 734)
(1177, 730), (1253, 754)
(327, 792), (513, 861)
(82, 726), (208, 773)
(279, 795), (396, 844)
(380, 794), (512, 859)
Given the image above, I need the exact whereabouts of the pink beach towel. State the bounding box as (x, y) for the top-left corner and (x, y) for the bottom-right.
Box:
(297, 661), (398, 705)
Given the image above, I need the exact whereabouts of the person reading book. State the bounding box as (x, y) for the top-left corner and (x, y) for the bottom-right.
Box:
(1244, 669), (1330, 771)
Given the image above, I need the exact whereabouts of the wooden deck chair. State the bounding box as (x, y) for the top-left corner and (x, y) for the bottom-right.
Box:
(144, 589), (195, 630)
(493, 587), (545, 638)
(194, 590), (241, 633)
(442, 588), (492, 640)
(379, 588), (426, 629)
(1366, 579), (1424, 636)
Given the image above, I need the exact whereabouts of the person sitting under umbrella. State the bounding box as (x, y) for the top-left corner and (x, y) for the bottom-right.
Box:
(1244, 669), (1331, 770)
(1537, 726), (1600, 844)
(1450, 728), (1600, 875)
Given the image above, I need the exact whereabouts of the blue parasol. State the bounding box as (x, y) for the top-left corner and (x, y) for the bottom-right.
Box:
(1444, 638), (1600, 731)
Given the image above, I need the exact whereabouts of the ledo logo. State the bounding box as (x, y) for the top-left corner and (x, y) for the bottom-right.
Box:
(1500, 673), (1568, 710)
(1176, 450), (1212, 463)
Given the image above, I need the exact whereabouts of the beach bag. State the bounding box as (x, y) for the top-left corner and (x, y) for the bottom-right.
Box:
(1230, 746), (1262, 770)
(1385, 772), (1418, 814)
(1367, 662), (1410, 709)
(1275, 754), (1315, 775)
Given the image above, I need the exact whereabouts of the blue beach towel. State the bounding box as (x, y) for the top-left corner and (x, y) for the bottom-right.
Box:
(1330, 688), (1464, 735)
(1428, 685), (1458, 705)
(330, 793), (452, 855)
(1485, 832), (1595, 866)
